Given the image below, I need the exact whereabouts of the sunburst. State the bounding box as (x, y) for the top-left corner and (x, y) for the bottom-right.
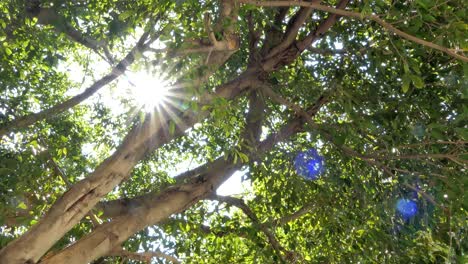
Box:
(127, 71), (172, 112)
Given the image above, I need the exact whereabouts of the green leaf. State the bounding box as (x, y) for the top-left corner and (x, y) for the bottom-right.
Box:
(416, 0), (431, 9)
(454, 128), (468, 140)
(402, 74), (411, 93)
(410, 74), (424, 89)
(430, 128), (444, 139)
(169, 120), (176, 135)
(190, 101), (198, 111)
(403, 63), (410, 73)
(119, 11), (133, 20)
(238, 152), (249, 163)
(17, 202), (27, 210)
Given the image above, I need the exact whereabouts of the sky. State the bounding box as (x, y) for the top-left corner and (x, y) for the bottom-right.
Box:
(61, 45), (250, 197)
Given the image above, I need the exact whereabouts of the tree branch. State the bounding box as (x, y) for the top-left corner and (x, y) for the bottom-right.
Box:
(260, 7), (289, 56)
(25, 2), (109, 60)
(108, 248), (180, 264)
(297, 0), (349, 50)
(261, 83), (449, 212)
(273, 203), (316, 226)
(95, 86), (333, 220)
(38, 87), (331, 263)
(208, 194), (288, 262)
(39, 138), (101, 227)
(0, 29), (156, 138)
(265, 1), (319, 59)
(1, 1), (340, 261)
(239, 0), (468, 62)
(261, 0), (349, 70)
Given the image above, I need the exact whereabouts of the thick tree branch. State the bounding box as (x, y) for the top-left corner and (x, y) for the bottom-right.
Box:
(25, 1), (109, 59)
(173, 0), (240, 65)
(265, 1), (319, 59)
(39, 162), (243, 264)
(0, 29), (155, 138)
(297, 0), (350, 50)
(247, 11), (261, 65)
(39, 138), (102, 227)
(0, 64), (266, 264)
(1, 1), (340, 261)
(151, 2), (239, 61)
(260, 7), (289, 56)
(0, 4), (247, 264)
(95, 85), (333, 219)
(261, 0), (349, 70)
(0, 15), (253, 261)
(239, 0), (468, 62)
(39, 87), (331, 263)
(243, 90), (266, 145)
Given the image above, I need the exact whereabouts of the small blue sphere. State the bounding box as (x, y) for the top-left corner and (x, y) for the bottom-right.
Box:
(294, 149), (324, 180)
(396, 199), (418, 219)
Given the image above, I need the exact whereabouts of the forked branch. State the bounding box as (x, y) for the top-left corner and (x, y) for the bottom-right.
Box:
(239, 0), (468, 62)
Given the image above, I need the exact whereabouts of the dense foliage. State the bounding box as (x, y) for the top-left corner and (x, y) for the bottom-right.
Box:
(0, 0), (466, 263)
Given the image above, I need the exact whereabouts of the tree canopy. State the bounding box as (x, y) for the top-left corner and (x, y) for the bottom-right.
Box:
(0, 0), (466, 263)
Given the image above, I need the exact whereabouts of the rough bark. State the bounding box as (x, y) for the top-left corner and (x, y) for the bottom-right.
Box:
(265, 1), (319, 59)
(0, 70), (255, 264)
(39, 156), (240, 264)
(40, 86), (329, 263)
(240, 0), (468, 62)
(261, 0), (350, 70)
(0, 2), (346, 262)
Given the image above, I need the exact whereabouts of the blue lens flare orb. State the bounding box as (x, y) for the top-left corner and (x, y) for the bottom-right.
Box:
(396, 198), (418, 219)
(294, 148), (325, 180)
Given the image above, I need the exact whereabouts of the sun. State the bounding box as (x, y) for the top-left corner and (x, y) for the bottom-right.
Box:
(127, 71), (172, 112)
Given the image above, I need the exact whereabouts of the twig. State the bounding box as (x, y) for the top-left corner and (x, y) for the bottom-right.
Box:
(0, 27), (160, 138)
(109, 248), (180, 264)
(273, 203), (316, 226)
(238, 0), (468, 62)
(39, 138), (101, 227)
(209, 194), (289, 263)
(261, 84), (448, 212)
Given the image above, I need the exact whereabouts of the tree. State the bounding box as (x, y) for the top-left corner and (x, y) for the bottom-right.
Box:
(0, 0), (466, 263)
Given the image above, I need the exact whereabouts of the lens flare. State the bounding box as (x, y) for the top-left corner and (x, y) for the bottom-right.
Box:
(127, 71), (172, 112)
(396, 198), (418, 219)
(294, 148), (325, 180)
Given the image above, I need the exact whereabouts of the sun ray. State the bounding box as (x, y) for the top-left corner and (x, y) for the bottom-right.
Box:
(120, 67), (197, 141)
(159, 103), (189, 132)
(126, 71), (173, 112)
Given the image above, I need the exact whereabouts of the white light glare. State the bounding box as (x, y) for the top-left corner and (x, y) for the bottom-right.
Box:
(128, 71), (172, 112)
